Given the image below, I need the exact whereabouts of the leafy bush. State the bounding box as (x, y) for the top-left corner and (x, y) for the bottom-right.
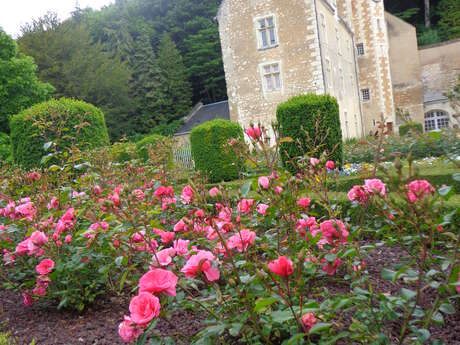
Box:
(190, 119), (244, 183)
(109, 142), (138, 163)
(136, 134), (165, 162)
(9, 98), (110, 169)
(399, 121), (423, 136)
(277, 94), (342, 173)
(0, 132), (11, 163)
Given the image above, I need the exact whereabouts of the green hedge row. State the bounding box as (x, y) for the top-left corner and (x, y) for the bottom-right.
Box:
(191, 119), (244, 183)
(0, 132), (11, 163)
(399, 122), (423, 136)
(277, 94), (343, 173)
(10, 98), (110, 169)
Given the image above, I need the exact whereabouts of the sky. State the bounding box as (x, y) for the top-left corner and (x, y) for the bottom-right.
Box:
(0, 0), (115, 38)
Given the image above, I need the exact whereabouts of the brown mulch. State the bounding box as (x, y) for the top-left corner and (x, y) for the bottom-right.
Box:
(1, 244), (459, 344)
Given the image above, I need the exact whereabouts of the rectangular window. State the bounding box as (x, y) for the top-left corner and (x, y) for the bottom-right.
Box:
(361, 88), (370, 101)
(356, 43), (365, 56)
(262, 63), (282, 92)
(258, 16), (277, 49)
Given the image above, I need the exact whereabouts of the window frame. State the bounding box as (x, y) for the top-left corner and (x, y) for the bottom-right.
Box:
(255, 14), (279, 50)
(356, 43), (365, 56)
(424, 110), (450, 132)
(260, 61), (283, 93)
(361, 88), (370, 102)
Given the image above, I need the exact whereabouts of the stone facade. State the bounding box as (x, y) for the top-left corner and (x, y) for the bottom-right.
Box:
(385, 12), (425, 126)
(218, 0), (362, 140)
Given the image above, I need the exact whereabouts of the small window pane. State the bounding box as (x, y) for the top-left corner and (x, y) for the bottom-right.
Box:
(259, 19), (266, 29)
(272, 64), (279, 73)
(267, 17), (274, 27)
(265, 75), (273, 90)
(261, 30), (268, 47)
(264, 65), (271, 74)
(269, 28), (276, 44)
(274, 73), (281, 89)
(357, 43), (364, 55)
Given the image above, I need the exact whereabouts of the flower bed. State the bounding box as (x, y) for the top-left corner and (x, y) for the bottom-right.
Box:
(0, 125), (459, 344)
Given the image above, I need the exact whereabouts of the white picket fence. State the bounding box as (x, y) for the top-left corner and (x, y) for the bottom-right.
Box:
(173, 144), (194, 170)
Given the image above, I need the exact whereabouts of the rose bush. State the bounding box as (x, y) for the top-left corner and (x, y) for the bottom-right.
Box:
(0, 122), (458, 344)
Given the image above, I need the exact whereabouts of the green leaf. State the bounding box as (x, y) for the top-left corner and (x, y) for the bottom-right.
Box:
(271, 309), (295, 323)
(416, 328), (430, 342)
(240, 180), (252, 197)
(284, 333), (305, 345)
(401, 288), (417, 300)
(43, 141), (53, 151)
(439, 303), (455, 315)
(453, 173), (460, 182)
(254, 297), (278, 312)
(431, 312), (444, 324)
(309, 322), (332, 335)
(229, 323), (243, 337)
(381, 268), (396, 281)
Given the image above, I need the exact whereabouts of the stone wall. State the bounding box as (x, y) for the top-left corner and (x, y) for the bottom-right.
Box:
(350, 0), (395, 135)
(385, 12), (425, 126)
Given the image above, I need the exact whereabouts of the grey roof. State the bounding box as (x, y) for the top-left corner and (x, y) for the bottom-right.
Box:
(424, 91), (448, 104)
(176, 100), (230, 135)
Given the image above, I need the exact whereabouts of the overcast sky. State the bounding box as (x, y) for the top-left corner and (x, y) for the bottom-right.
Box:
(0, 0), (115, 38)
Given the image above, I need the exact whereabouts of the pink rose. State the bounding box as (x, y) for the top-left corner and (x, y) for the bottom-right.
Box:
(256, 203), (269, 215)
(181, 185), (194, 204)
(319, 220), (348, 245)
(23, 292), (33, 307)
(118, 316), (142, 343)
(258, 176), (270, 189)
(93, 185), (102, 195)
(227, 229), (256, 252)
(151, 248), (175, 267)
(209, 187), (220, 197)
(173, 239), (190, 256)
(47, 197), (59, 210)
(36, 259), (55, 275)
(245, 126), (261, 140)
(301, 313), (317, 330)
(275, 186), (283, 195)
(347, 185), (368, 204)
(297, 197), (311, 208)
(65, 235), (72, 244)
(129, 292), (161, 326)
(30, 231), (48, 246)
(173, 219), (188, 232)
(132, 189), (145, 201)
(157, 230), (175, 244)
(181, 250), (220, 282)
(406, 180), (435, 203)
(33, 286), (47, 296)
(268, 256), (294, 277)
(326, 160), (335, 170)
(310, 157), (320, 167)
(139, 269), (178, 296)
(322, 258), (341, 276)
(15, 201), (36, 221)
(15, 239), (30, 256)
(364, 179), (386, 197)
(237, 199), (254, 215)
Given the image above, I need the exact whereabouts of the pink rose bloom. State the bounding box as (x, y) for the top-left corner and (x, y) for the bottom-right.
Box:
(159, 231), (175, 244)
(326, 160), (335, 170)
(47, 197), (59, 210)
(36, 259), (55, 275)
(407, 180), (435, 203)
(322, 258), (342, 276)
(297, 197), (311, 208)
(228, 229), (256, 252)
(195, 209), (205, 218)
(258, 176), (270, 189)
(209, 187), (220, 197)
(93, 185), (102, 195)
(237, 199), (254, 215)
(27, 172), (41, 181)
(139, 269), (178, 296)
(55, 208), (75, 234)
(173, 239), (190, 256)
(33, 286), (47, 296)
(23, 292), (33, 307)
(319, 220), (348, 245)
(129, 292), (161, 326)
(118, 316), (142, 343)
(154, 186), (174, 199)
(181, 250), (220, 282)
(268, 256), (294, 277)
(181, 185), (194, 204)
(15, 239), (30, 256)
(364, 179), (386, 197)
(132, 189), (145, 201)
(64, 235), (72, 244)
(275, 186), (283, 195)
(245, 126), (261, 140)
(15, 202), (36, 221)
(173, 219), (188, 232)
(30, 231), (48, 246)
(302, 313), (317, 330)
(310, 157), (320, 167)
(151, 248), (175, 267)
(347, 185), (368, 204)
(256, 203), (269, 215)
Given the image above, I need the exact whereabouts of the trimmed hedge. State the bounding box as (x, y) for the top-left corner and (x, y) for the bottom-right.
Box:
(399, 122), (423, 136)
(190, 119), (244, 183)
(136, 134), (165, 162)
(277, 94), (343, 173)
(10, 98), (109, 169)
(0, 132), (11, 163)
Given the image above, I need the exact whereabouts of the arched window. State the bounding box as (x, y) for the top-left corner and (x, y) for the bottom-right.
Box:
(425, 110), (449, 131)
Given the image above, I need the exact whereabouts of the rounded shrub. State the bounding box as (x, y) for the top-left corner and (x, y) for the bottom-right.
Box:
(110, 142), (138, 163)
(0, 132), (11, 163)
(10, 98), (109, 169)
(190, 119), (244, 183)
(277, 94), (343, 173)
(399, 122), (423, 136)
(136, 134), (165, 162)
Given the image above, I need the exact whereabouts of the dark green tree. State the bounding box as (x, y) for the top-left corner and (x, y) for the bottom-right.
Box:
(152, 33), (192, 125)
(437, 0), (460, 40)
(0, 29), (54, 132)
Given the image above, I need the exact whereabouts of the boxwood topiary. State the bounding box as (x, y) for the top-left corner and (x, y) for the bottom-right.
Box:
(10, 98), (109, 169)
(190, 119), (244, 183)
(399, 122), (423, 136)
(0, 132), (11, 163)
(136, 134), (165, 162)
(277, 94), (343, 173)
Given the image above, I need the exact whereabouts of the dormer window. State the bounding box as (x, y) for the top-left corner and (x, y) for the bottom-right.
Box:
(258, 16), (278, 49)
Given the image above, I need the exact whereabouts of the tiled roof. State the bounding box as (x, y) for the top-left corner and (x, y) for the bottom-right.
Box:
(176, 100), (230, 135)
